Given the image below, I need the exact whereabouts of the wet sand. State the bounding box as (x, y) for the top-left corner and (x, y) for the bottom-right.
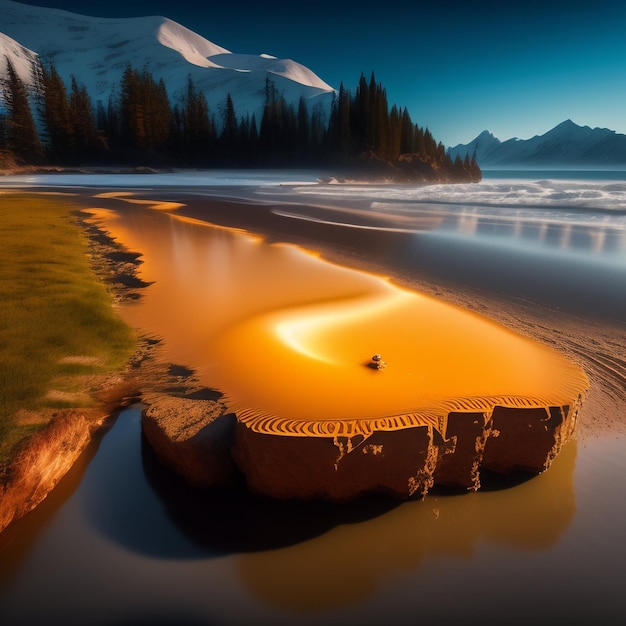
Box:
(80, 187), (624, 442)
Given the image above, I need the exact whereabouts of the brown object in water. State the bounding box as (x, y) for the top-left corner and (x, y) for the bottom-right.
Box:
(232, 397), (583, 502)
(370, 353), (387, 370)
(141, 393), (239, 489)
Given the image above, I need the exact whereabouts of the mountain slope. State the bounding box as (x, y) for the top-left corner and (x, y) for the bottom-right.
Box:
(0, 0), (335, 121)
(0, 31), (41, 93)
(448, 119), (626, 168)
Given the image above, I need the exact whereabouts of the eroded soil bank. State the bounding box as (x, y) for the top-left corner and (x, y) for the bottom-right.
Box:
(0, 211), (199, 533)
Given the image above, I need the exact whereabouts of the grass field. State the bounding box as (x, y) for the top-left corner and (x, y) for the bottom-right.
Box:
(0, 192), (137, 463)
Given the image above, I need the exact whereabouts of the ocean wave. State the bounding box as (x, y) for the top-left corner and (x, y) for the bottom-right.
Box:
(291, 178), (626, 216)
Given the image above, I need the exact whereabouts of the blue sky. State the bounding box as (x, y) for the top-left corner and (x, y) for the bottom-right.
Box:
(13, 0), (626, 147)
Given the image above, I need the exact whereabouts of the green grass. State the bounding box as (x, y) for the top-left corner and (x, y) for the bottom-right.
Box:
(0, 193), (137, 463)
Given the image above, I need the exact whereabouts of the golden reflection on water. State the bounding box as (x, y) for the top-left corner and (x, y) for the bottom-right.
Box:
(85, 199), (587, 438)
(238, 438), (577, 611)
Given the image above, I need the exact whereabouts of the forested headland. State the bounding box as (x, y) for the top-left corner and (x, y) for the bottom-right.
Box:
(0, 59), (481, 182)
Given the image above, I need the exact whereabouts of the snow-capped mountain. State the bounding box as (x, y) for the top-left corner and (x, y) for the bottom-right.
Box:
(448, 120), (626, 168)
(0, 0), (335, 122)
(0, 31), (41, 95)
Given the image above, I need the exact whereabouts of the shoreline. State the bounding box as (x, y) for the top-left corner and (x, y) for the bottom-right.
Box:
(157, 191), (626, 442)
(55, 188), (626, 441)
(2, 185), (625, 530)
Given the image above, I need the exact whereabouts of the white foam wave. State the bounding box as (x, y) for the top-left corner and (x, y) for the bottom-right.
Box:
(284, 177), (626, 258)
(291, 178), (626, 215)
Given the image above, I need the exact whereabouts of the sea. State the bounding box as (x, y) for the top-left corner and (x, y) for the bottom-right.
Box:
(0, 169), (625, 625)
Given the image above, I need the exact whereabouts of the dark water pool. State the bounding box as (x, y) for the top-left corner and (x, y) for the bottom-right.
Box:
(2, 405), (626, 626)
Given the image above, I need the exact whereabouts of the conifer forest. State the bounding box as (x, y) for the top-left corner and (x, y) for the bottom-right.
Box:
(0, 59), (481, 182)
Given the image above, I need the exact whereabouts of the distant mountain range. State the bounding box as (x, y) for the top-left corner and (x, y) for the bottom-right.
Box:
(448, 119), (626, 168)
(0, 0), (335, 122)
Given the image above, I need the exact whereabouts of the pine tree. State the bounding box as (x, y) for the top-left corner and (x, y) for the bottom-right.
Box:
(259, 79), (298, 166)
(352, 72), (370, 153)
(116, 66), (173, 161)
(237, 113), (258, 165)
(249, 113), (259, 150)
(69, 76), (102, 162)
(388, 104), (402, 161)
(118, 65), (144, 155)
(326, 82), (352, 160)
(296, 96), (310, 159)
(220, 93), (238, 160)
(309, 103), (326, 160)
(259, 78), (282, 161)
(399, 107), (414, 155)
(100, 92), (121, 154)
(41, 63), (74, 162)
(1, 57), (43, 163)
(221, 94), (238, 146)
(144, 74), (172, 154)
(181, 75), (215, 164)
(374, 81), (390, 158)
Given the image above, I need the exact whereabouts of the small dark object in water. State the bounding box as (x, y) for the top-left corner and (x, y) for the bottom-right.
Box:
(370, 354), (387, 370)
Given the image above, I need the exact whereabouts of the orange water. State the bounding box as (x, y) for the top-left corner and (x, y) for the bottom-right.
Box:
(84, 198), (588, 437)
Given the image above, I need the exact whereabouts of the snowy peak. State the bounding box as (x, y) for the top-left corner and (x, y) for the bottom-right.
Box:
(156, 18), (231, 68)
(0, 31), (40, 89)
(448, 120), (626, 168)
(206, 52), (333, 91)
(0, 0), (335, 121)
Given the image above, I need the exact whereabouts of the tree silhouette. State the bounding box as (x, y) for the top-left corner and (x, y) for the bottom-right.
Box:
(41, 63), (74, 162)
(69, 76), (103, 162)
(1, 57), (43, 163)
(0, 61), (481, 181)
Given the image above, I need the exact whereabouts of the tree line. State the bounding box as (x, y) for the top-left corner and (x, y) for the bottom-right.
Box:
(0, 57), (480, 181)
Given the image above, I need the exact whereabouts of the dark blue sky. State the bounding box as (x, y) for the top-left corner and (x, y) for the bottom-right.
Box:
(13, 0), (626, 146)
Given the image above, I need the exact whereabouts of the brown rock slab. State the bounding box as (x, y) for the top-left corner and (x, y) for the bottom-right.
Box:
(138, 393), (584, 502)
(433, 411), (488, 490)
(141, 393), (239, 489)
(481, 401), (580, 475)
(229, 399), (584, 502)
(233, 421), (439, 502)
